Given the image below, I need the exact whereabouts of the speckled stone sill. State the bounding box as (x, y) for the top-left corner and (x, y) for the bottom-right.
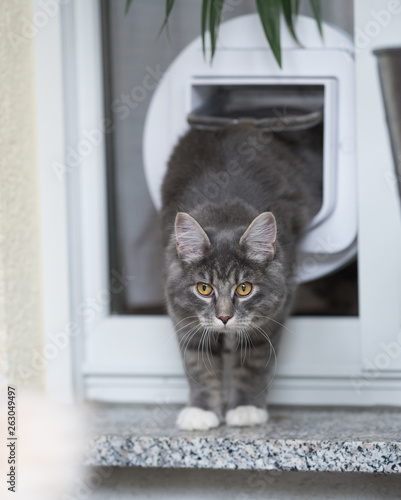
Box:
(83, 404), (401, 474)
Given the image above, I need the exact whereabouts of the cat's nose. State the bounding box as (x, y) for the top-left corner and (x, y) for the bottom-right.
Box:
(218, 315), (232, 325)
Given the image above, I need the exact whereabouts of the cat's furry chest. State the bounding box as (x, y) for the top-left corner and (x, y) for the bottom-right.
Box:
(224, 331), (240, 352)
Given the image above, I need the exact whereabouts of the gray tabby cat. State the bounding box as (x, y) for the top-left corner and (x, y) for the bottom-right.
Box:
(161, 124), (322, 430)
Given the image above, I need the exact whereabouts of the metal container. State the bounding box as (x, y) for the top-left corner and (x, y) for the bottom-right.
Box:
(374, 47), (401, 205)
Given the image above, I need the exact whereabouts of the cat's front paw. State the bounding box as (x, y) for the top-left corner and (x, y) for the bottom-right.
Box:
(176, 407), (220, 430)
(226, 405), (269, 427)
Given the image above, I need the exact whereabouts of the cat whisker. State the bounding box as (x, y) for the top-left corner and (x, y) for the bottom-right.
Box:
(242, 329), (248, 365)
(245, 329), (256, 350)
(203, 328), (216, 378)
(182, 325), (202, 356)
(250, 323), (276, 371)
(234, 330), (241, 353)
(173, 315), (199, 329)
(206, 328), (216, 372)
(242, 329), (254, 363)
(244, 328), (249, 365)
(199, 328), (211, 373)
(198, 327), (212, 377)
(198, 328), (205, 365)
(174, 321), (200, 348)
(234, 328), (253, 365)
(239, 328), (249, 365)
(253, 314), (295, 335)
(250, 322), (278, 398)
(179, 323), (201, 352)
(166, 316), (199, 345)
(177, 325), (196, 351)
(254, 325), (274, 369)
(181, 324), (211, 392)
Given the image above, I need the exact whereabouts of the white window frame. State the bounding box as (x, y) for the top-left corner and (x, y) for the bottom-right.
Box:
(36, 0), (401, 405)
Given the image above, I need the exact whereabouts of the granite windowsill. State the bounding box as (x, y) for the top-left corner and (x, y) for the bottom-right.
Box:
(84, 404), (401, 474)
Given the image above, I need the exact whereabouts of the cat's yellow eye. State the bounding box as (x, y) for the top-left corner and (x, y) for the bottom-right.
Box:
(236, 282), (252, 296)
(197, 282), (213, 296)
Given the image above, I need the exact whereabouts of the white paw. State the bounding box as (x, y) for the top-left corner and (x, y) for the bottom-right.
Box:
(176, 407), (220, 430)
(226, 405), (269, 427)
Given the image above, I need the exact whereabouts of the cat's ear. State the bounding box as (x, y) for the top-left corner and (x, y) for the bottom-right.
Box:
(240, 212), (276, 262)
(175, 212), (210, 263)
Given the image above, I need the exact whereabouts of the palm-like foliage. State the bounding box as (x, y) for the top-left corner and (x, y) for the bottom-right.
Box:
(125, 0), (322, 68)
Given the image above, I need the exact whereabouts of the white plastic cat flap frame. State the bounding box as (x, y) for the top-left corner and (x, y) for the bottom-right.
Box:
(188, 77), (337, 230)
(143, 14), (357, 283)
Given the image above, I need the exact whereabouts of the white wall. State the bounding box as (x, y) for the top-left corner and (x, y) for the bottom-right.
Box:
(0, 0), (44, 388)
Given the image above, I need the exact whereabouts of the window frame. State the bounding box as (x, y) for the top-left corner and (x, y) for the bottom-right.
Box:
(36, 0), (401, 404)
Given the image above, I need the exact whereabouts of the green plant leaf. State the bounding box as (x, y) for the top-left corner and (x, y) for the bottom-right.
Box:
(209, 0), (225, 59)
(256, 0), (282, 67)
(201, 0), (210, 55)
(309, 0), (323, 37)
(163, 0), (176, 28)
(125, 0), (134, 15)
(294, 0), (301, 15)
(282, 0), (301, 45)
(157, 0), (176, 38)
